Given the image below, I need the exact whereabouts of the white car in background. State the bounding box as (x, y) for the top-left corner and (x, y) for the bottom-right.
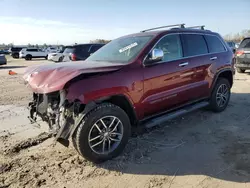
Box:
(19, 48), (48, 60)
(48, 49), (64, 62)
(47, 46), (72, 62)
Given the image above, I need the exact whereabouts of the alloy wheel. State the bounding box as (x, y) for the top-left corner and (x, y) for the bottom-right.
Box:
(88, 116), (124, 155)
(216, 84), (229, 108)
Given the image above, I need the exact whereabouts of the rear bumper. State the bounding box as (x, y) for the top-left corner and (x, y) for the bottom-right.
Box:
(235, 58), (250, 69)
(0, 61), (7, 65)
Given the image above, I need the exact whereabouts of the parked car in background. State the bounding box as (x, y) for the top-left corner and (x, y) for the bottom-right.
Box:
(0, 49), (9, 55)
(63, 43), (105, 61)
(9, 47), (25, 58)
(0, 55), (7, 65)
(235, 37), (250, 73)
(235, 42), (240, 49)
(24, 24), (234, 163)
(227, 41), (236, 53)
(47, 48), (66, 62)
(19, 48), (48, 60)
(46, 47), (58, 53)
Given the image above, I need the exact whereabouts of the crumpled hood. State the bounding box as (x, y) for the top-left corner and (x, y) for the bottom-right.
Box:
(23, 61), (124, 93)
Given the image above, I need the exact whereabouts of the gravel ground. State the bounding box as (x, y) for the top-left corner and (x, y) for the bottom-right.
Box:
(0, 57), (250, 188)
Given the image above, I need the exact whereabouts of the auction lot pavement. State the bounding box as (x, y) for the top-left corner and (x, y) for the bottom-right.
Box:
(0, 57), (250, 188)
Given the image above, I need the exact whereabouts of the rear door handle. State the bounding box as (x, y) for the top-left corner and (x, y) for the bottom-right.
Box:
(210, 56), (217, 61)
(179, 62), (189, 67)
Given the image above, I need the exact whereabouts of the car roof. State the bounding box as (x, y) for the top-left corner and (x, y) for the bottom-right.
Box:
(121, 28), (218, 38)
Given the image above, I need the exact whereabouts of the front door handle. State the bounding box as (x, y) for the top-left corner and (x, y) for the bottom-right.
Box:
(179, 62), (189, 67)
(210, 56), (217, 61)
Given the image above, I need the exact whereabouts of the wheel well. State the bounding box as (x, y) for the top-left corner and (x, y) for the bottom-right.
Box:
(218, 70), (233, 87)
(26, 54), (32, 57)
(99, 95), (137, 125)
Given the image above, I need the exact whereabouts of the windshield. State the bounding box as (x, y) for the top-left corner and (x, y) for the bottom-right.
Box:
(87, 35), (153, 63)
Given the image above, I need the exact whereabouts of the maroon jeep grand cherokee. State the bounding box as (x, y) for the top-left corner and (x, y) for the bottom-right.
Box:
(24, 24), (234, 163)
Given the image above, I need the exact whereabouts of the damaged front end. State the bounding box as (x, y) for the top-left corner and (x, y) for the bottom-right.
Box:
(28, 90), (93, 147)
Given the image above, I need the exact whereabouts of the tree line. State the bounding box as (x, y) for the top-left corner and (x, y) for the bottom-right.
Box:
(223, 29), (250, 42)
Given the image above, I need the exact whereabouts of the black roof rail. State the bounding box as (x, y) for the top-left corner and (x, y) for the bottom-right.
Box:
(140, 24), (185, 32)
(186, 25), (205, 30)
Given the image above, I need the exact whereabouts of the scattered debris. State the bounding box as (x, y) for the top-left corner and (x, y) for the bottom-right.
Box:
(8, 70), (17, 75)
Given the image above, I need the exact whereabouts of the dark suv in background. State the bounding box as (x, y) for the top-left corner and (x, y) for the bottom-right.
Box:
(9, 47), (25, 58)
(235, 37), (250, 73)
(63, 43), (105, 61)
(24, 24), (234, 163)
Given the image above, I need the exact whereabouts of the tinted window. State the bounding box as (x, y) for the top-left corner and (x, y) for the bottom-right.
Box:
(205, 35), (226, 53)
(27, 49), (38, 52)
(76, 45), (91, 55)
(11, 47), (22, 51)
(89, 45), (103, 53)
(154, 34), (182, 61)
(182, 34), (208, 57)
(239, 38), (250, 48)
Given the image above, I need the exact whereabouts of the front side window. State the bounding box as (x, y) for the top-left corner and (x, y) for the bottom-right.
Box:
(181, 34), (208, 57)
(154, 34), (183, 62)
(87, 36), (153, 63)
(205, 35), (226, 53)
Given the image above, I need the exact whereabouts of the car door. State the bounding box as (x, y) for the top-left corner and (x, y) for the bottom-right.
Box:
(204, 34), (228, 89)
(32, 49), (39, 57)
(180, 34), (211, 99)
(142, 34), (197, 117)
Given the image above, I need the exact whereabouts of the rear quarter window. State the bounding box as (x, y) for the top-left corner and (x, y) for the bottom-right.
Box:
(239, 38), (250, 48)
(205, 35), (226, 53)
(181, 34), (208, 57)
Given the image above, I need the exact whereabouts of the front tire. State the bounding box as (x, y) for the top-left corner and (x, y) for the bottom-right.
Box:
(58, 56), (64, 62)
(236, 68), (245, 73)
(25, 55), (32, 60)
(73, 103), (131, 163)
(209, 78), (231, 112)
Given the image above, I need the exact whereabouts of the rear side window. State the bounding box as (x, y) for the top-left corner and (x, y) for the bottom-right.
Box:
(27, 49), (38, 52)
(181, 34), (208, 57)
(154, 34), (183, 61)
(89, 45), (103, 53)
(76, 45), (91, 55)
(239, 38), (250, 48)
(205, 35), (226, 53)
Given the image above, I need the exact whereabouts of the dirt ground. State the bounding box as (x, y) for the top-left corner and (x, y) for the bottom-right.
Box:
(0, 57), (250, 188)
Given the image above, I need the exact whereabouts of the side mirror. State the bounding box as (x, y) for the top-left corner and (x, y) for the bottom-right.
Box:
(144, 49), (164, 66)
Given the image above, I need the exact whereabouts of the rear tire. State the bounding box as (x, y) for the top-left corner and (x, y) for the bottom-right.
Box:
(236, 68), (245, 73)
(73, 103), (131, 163)
(45, 55), (48, 60)
(209, 78), (231, 112)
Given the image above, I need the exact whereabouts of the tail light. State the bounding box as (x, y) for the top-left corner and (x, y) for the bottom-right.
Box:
(236, 50), (244, 56)
(71, 53), (76, 61)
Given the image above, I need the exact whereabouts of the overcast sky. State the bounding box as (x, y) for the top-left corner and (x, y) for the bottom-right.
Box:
(0, 0), (249, 45)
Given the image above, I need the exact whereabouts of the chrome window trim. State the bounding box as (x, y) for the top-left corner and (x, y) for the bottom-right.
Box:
(143, 32), (228, 66)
